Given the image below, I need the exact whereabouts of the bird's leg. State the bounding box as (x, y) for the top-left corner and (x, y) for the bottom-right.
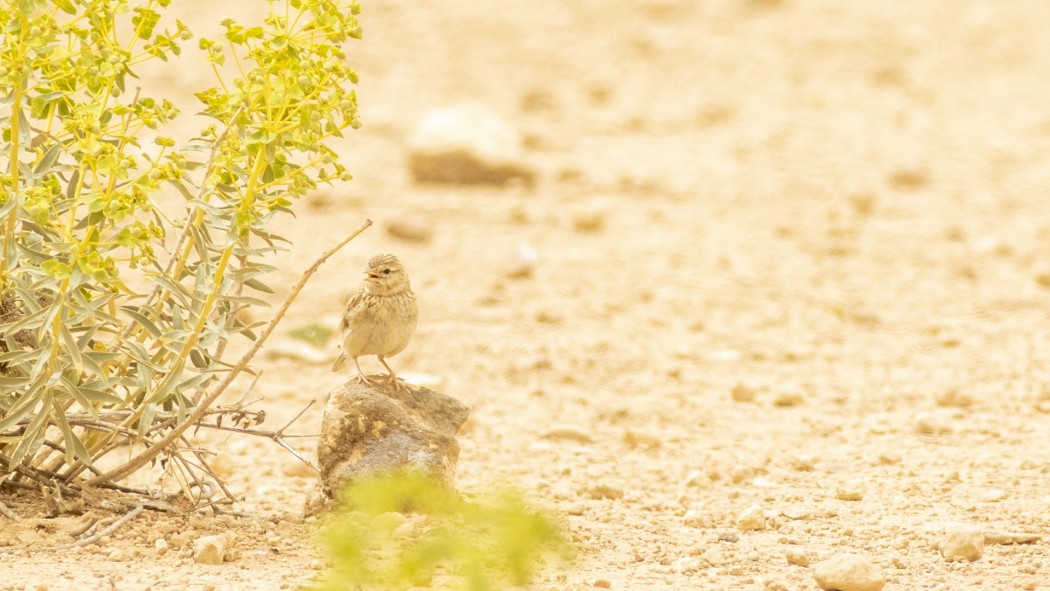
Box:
(378, 356), (410, 392)
(352, 357), (378, 387)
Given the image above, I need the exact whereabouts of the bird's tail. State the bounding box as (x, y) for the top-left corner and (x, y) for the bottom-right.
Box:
(331, 353), (346, 372)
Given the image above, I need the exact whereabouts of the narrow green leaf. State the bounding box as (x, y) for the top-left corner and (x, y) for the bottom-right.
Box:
(59, 322), (83, 373)
(147, 273), (196, 307)
(79, 389), (124, 406)
(189, 348), (209, 369)
(16, 108), (31, 148)
(2, 305), (48, 335)
(0, 195), (15, 217)
(243, 277), (276, 294)
(81, 350), (118, 378)
(7, 389), (51, 468)
(50, 397), (81, 466)
(165, 178), (197, 201)
(34, 144), (61, 174)
(0, 378), (45, 433)
(178, 371), (216, 393)
(120, 306), (163, 338)
(123, 340), (164, 371)
(65, 168), (80, 201)
(53, 0), (75, 15)
(138, 403), (156, 437)
(0, 348), (42, 367)
(0, 375), (30, 388)
(146, 360), (184, 404)
(74, 325), (99, 351)
(221, 294), (271, 307)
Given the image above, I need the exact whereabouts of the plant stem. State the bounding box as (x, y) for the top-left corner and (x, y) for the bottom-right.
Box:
(3, 85), (24, 274)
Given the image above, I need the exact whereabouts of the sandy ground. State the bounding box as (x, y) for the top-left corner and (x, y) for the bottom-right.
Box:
(4, 0), (1050, 589)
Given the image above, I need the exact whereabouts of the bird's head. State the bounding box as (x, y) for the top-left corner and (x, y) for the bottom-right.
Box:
(363, 254), (411, 295)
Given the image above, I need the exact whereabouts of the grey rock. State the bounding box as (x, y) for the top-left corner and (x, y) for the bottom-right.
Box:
(306, 381), (470, 515)
(407, 104), (536, 187)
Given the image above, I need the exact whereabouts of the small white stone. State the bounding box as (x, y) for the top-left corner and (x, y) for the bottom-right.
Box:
(541, 424), (593, 443)
(193, 534), (227, 565)
(914, 412), (951, 435)
(729, 465), (755, 483)
(569, 203), (607, 233)
(877, 452), (901, 465)
(672, 556), (701, 573)
(154, 538), (169, 556)
(790, 454), (816, 471)
(506, 243), (538, 278)
(785, 548), (810, 566)
(392, 517), (424, 539)
(384, 215), (432, 242)
(371, 512), (409, 532)
(978, 488), (1006, 503)
(772, 389), (805, 407)
(934, 388), (973, 408)
(752, 476), (777, 488)
(941, 526), (984, 562)
(812, 554), (886, 591)
(701, 545), (725, 566)
(835, 479), (865, 501)
(683, 470), (708, 487)
(730, 383), (757, 402)
(736, 505), (767, 531)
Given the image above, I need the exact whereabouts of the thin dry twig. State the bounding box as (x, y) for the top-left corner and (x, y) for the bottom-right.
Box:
(69, 516), (100, 538)
(0, 499), (21, 521)
(87, 219), (373, 486)
(5, 407), (263, 432)
(192, 399), (320, 473)
(51, 502), (144, 550)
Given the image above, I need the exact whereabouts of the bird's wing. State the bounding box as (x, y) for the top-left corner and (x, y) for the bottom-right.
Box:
(332, 289), (368, 373)
(340, 289), (368, 335)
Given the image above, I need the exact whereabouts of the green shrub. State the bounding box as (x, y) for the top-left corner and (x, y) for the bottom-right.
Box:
(0, 0), (361, 492)
(317, 471), (574, 591)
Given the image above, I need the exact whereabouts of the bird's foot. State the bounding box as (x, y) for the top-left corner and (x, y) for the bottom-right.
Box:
(385, 375), (415, 393)
(353, 373), (380, 388)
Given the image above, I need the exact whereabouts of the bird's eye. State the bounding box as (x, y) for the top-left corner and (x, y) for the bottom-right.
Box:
(382, 268), (391, 275)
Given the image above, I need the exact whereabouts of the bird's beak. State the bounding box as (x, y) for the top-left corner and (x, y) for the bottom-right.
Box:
(366, 272), (380, 280)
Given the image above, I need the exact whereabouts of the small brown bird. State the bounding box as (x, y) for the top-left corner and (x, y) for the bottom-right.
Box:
(332, 254), (418, 390)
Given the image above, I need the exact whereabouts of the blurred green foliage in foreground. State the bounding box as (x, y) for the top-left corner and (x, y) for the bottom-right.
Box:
(289, 323), (334, 348)
(316, 470), (574, 590)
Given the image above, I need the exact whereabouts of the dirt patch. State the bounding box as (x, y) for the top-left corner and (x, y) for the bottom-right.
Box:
(4, 1), (1050, 589)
